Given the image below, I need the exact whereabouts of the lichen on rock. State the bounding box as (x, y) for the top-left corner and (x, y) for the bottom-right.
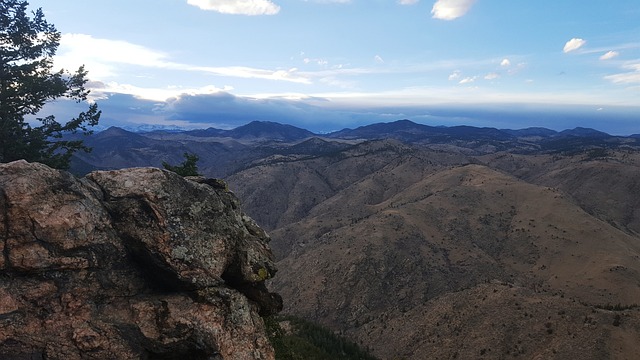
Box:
(0, 160), (282, 359)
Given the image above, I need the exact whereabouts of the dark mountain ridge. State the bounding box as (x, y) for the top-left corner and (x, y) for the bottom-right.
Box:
(326, 120), (639, 153)
(69, 120), (639, 178)
(500, 127), (558, 137)
(328, 120), (517, 141)
(127, 119), (632, 140)
(160, 120), (316, 142)
(557, 127), (611, 138)
(227, 120), (316, 141)
(140, 120), (638, 151)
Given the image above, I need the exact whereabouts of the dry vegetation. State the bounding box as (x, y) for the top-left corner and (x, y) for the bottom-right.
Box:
(227, 142), (640, 359)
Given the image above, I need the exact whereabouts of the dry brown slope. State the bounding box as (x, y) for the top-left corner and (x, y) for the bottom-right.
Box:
(363, 283), (640, 359)
(481, 150), (640, 235)
(226, 140), (470, 234)
(268, 163), (640, 359)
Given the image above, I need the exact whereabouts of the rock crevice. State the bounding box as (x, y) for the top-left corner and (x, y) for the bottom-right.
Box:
(0, 160), (281, 359)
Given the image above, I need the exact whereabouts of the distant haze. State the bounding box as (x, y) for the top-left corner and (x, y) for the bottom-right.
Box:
(38, 97), (638, 135)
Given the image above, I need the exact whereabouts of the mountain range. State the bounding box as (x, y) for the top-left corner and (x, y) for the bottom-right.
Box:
(151, 120), (635, 145)
(70, 120), (639, 178)
(66, 119), (640, 359)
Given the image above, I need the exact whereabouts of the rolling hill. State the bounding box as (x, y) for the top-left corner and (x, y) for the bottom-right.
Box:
(62, 120), (640, 358)
(225, 138), (640, 359)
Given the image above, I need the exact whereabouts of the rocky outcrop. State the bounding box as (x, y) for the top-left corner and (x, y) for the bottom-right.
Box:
(0, 160), (282, 359)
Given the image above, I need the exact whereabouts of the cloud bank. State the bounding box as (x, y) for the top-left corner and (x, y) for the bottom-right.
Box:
(55, 34), (170, 78)
(186, 0), (280, 15)
(431, 0), (477, 20)
(35, 86), (640, 135)
(55, 34), (310, 96)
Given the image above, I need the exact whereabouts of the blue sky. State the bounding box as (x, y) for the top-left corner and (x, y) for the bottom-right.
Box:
(28, 0), (640, 134)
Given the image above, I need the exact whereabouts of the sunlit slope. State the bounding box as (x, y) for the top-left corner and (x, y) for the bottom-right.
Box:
(482, 150), (640, 234)
(268, 163), (640, 359)
(226, 140), (470, 232)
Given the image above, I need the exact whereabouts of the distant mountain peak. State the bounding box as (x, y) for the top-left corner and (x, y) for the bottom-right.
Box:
(101, 126), (134, 135)
(558, 127), (610, 138)
(228, 121), (315, 142)
(390, 119), (418, 125)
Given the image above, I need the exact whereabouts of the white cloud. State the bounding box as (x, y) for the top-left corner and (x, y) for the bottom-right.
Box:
(448, 70), (461, 81)
(500, 58), (511, 67)
(605, 62), (640, 84)
(304, 57), (329, 66)
(563, 38), (586, 53)
(431, 0), (477, 20)
(459, 76), (477, 84)
(55, 34), (170, 78)
(600, 51), (620, 61)
(374, 55), (385, 64)
(484, 72), (500, 80)
(398, 0), (419, 4)
(55, 34), (311, 87)
(93, 82), (234, 102)
(186, 0), (280, 15)
(194, 65), (311, 83)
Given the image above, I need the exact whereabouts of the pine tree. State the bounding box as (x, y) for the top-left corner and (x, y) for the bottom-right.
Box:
(0, 0), (100, 169)
(163, 153), (201, 177)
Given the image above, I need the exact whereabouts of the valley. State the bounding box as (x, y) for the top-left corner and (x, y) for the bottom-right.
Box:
(71, 120), (640, 359)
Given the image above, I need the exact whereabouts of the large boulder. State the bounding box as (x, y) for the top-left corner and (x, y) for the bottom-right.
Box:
(0, 160), (281, 359)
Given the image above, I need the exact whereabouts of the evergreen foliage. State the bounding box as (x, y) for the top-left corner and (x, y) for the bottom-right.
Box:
(162, 152), (201, 176)
(0, 0), (100, 169)
(264, 315), (378, 360)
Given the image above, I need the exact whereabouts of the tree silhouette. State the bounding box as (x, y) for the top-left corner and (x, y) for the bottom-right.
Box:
(163, 153), (201, 177)
(0, 0), (100, 169)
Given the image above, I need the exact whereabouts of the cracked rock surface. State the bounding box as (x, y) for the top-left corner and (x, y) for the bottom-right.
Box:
(0, 161), (281, 359)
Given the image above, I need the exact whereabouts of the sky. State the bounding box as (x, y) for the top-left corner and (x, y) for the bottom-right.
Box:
(26, 0), (640, 134)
